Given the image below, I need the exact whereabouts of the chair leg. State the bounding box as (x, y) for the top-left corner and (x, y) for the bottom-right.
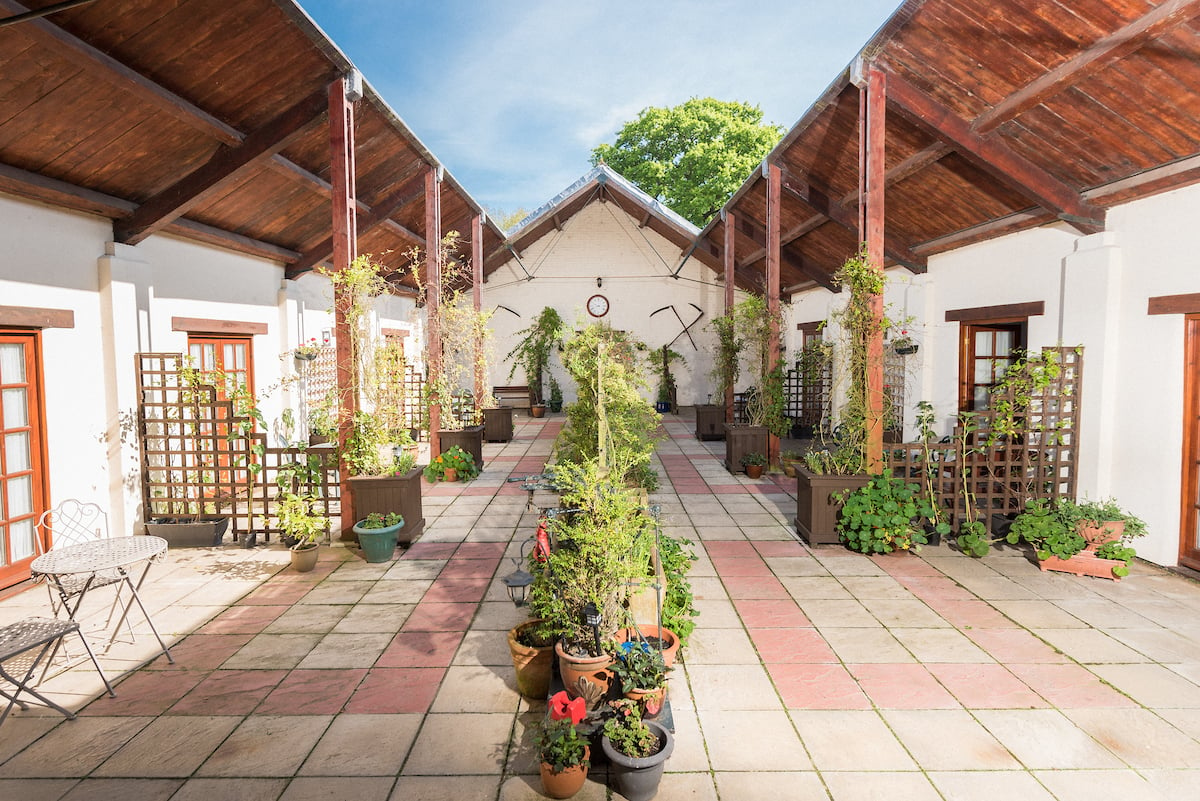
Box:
(0, 640), (78, 727)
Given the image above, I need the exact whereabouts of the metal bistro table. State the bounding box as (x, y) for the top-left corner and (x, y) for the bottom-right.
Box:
(31, 535), (175, 665)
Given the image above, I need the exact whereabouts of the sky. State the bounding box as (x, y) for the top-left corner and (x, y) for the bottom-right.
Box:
(298, 0), (905, 222)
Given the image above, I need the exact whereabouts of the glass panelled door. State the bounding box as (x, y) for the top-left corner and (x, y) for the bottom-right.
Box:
(1181, 316), (1200, 571)
(959, 323), (1025, 411)
(188, 336), (255, 486)
(0, 333), (46, 589)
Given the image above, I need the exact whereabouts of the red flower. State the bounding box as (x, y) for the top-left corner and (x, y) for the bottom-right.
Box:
(549, 691), (586, 724)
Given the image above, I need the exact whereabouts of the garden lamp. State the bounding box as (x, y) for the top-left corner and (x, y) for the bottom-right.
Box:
(501, 539), (535, 607)
(583, 602), (602, 655)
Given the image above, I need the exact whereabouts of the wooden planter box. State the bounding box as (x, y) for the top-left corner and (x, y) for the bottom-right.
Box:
(348, 467), (425, 546)
(482, 407), (514, 442)
(1039, 551), (1124, 581)
(695, 405), (726, 441)
(438, 425), (485, 473)
(724, 424), (768, 474)
(794, 467), (870, 546)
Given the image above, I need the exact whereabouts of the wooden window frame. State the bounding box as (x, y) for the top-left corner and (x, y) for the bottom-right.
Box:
(0, 331), (49, 589)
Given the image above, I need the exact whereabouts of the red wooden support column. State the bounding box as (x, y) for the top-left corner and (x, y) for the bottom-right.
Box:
(859, 64), (887, 473)
(425, 165), (443, 457)
(330, 73), (359, 538)
(472, 212), (485, 409)
(765, 162), (782, 467)
(722, 209), (736, 424)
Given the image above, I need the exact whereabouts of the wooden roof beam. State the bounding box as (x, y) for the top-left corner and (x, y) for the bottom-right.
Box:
(973, 0), (1200, 134)
(780, 168), (927, 272)
(0, 0), (241, 145)
(885, 72), (1105, 234)
(115, 88), (330, 245)
(286, 172), (426, 278)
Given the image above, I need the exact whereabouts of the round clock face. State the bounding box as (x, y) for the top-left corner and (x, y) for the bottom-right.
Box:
(586, 294), (610, 318)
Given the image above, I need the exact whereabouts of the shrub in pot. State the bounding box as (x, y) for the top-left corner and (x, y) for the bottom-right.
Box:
(836, 474), (936, 554)
(533, 695), (590, 799)
(740, 451), (766, 479)
(601, 698), (674, 801)
(277, 493), (327, 572)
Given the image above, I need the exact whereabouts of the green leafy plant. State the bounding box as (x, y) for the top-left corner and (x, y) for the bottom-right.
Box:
(548, 376), (563, 411)
(276, 493), (327, 549)
(1095, 541), (1138, 578)
(733, 295), (788, 437)
(836, 474), (933, 554)
(385, 450), (417, 476)
(359, 511), (402, 529)
(801, 445), (865, 476)
(740, 451), (767, 468)
(1005, 498), (1083, 561)
(707, 312), (741, 403)
(344, 410), (387, 477)
(533, 716), (590, 773)
(505, 306), (565, 403)
(1072, 498), (1147, 540)
(658, 533), (697, 647)
(602, 698), (660, 759)
(422, 445), (478, 481)
(609, 641), (668, 693)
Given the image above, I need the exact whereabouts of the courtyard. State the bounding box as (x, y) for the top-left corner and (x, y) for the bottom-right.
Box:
(1, 412), (1198, 801)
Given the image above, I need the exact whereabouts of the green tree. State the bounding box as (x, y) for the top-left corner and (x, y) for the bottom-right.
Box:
(591, 98), (783, 226)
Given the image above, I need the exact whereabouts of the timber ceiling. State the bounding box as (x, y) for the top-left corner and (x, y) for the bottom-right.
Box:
(699, 0), (1200, 297)
(0, 0), (504, 289)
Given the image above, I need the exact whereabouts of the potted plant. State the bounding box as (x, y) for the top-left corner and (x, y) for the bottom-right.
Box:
(780, 449), (802, 478)
(836, 474), (934, 554)
(1006, 497), (1145, 579)
(890, 332), (918, 356)
(423, 445), (478, 483)
(609, 640), (669, 718)
(1072, 498), (1147, 550)
(277, 493), (327, 572)
(740, 451), (767, 479)
(351, 511), (403, 563)
(482, 391), (514, 442)
(600, 698), (674, 801)
(723, 296), (785, 473)
(534, 692), (590, 799)
(548, 376), (564, 413)
(508, 618), (557, 700)
(505, 306), (564, 418)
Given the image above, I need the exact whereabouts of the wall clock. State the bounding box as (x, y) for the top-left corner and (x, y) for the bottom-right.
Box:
(586, 294), (610, 318)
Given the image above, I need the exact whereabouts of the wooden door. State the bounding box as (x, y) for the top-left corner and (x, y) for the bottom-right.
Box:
(959, 322), (1025, 412)
(1180, 316), (1200, 571)
(0, 333), (47, 589)
(188, 335), (255, 487)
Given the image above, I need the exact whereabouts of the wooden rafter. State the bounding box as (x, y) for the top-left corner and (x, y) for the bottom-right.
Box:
(885, 72), (1105, 233)
(115, 88), (330, 245)
(779, 168), (927, 272)
(972, 0), (1200, 134)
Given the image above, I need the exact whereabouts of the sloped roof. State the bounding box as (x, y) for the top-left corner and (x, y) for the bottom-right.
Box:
(485, 164), (723, 273)
(0, 0), (505, 287)
(699, 0), (1200, 296)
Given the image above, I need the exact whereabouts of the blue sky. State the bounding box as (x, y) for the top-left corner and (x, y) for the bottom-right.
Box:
(299, 1), (904, 220)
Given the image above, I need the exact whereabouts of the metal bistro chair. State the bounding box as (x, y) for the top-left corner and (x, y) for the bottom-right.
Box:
(0, 617), (115, 727)
(34, 501), (135, 662)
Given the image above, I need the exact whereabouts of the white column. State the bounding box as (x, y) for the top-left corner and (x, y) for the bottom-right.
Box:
(1061, 231), (1122, 498)
(98, 242), (152, 536)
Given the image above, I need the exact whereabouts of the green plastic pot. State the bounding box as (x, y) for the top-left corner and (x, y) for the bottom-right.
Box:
(352, 518), (403, 562)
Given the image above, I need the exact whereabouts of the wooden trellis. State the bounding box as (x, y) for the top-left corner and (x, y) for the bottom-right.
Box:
(885, 347), (1082, 531)
(249, 445), (341, 543)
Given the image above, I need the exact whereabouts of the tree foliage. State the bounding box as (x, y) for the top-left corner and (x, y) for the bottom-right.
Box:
(591, 98), (783, 226)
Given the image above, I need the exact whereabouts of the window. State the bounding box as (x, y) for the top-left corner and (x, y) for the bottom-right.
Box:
(0, 333), (46, 589)
(959, 322), (1026, 412)
(187, 335), (254, 400)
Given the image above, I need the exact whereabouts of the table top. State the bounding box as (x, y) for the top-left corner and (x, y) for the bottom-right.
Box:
(31, 536), (168, 577)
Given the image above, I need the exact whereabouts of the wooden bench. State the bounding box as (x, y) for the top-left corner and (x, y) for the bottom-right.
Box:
(492, 385), (532, 410)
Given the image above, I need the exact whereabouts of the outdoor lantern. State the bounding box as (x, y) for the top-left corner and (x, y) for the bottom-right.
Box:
(583, 602), (602, 655)
(501, 539), (535, 607)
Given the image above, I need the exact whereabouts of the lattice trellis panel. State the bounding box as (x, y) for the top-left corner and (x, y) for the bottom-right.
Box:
(785, 359), (831, 432)
(249, 445), (340, 543)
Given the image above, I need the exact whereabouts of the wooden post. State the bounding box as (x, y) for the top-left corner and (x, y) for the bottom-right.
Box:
(860, 66), (887, 474)
(330, 75), (358, 538)
(425, 165), (443, 457)
(723, 210), (736, 424)
(766, 163), (782, 467)
(472, 212), (485, 413)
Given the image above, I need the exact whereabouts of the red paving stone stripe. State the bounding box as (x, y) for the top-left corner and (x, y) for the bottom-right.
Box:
(488, 455), (522, 461)
(423, 578), (491, 603)
(703, 541), (760, 558)
(256, 668), (367, 715)
(438, 559), (501, 580)
(964, 628), (1070, 664)
(928, 599), (1019, 629)
(81, 669), (207, 716)
(402, 602), (478, 631)
(1005, 663), (1137, 708)
(455, 542), (507, 559)
(344, 667), (445, 713)
(377, 630), (466, 668)
(169, 668), (289, 715)
(753, 541), (811, 558)
(238, 582), (317, 606)
(749, 628), (837, 663)
(895, 576), (976, 602)
(141, 633), (254, 671)
(707, 485), (748, 494)
(708, 558), (773, 577)
(461, 486), (498, 496)
(927, 664), (1049, 709)
(768, 663), (872, 709)
(848, 663), (962, 709)
(198, 605), (289, 635)
(734, 599), (812, 628)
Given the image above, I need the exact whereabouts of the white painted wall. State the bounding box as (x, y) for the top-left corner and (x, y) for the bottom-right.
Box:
(483, 202), (736, 405)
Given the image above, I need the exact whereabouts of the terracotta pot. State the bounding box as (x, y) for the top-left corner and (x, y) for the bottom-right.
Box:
(290, 543), (319, 572)
(624, 684), (667, 718)
(745, 463), (764, 479)
(555, 640), (613, 711)
(443, 467), (458, 482)
(619, 625), (680, 669)
(508, 620), (555, 699)
(539, 746), (589, 799)
(530, 404), (547, 419)
(1077, 519), (1124, 550)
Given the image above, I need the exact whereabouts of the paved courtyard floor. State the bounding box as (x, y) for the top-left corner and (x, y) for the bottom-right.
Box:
(2, 413), (1200, 800)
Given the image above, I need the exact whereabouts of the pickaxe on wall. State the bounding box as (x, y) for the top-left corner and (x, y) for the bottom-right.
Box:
(650, 303), (704, 350)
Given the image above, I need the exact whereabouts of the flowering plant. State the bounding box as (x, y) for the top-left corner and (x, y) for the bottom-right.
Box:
(294, 338), (321, 360)
(359, 512), (402, 529)
(602, 698), (659, 758)
(422, 445), (478, 481)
